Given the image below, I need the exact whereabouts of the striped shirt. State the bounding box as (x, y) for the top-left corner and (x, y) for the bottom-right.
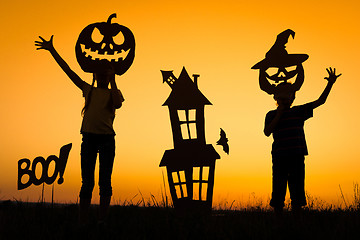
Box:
(265, 103), (313, 157)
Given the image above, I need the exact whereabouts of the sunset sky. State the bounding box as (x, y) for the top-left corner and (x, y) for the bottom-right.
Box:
(1, 0), (360, 207)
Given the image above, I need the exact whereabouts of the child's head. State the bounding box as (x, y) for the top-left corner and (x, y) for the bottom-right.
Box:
(273, 82), (296, 108)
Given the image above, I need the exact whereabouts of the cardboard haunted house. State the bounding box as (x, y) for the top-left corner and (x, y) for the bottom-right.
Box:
(160, 67), (220, 212)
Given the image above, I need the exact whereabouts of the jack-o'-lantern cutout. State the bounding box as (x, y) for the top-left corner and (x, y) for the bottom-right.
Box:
(252, 29), (308, 95)
(265, 65), (299, 83)
(75, 13), (135, 76)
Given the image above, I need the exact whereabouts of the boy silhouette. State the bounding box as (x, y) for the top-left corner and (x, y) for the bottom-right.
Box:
(264, 67), (341, 213)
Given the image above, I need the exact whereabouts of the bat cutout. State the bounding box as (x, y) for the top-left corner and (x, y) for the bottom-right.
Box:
(216, 128), (229, 154)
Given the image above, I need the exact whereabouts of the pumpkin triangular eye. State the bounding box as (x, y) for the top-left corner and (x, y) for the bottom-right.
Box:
(265, 67), (278, 76)
(113, 31), (125, 45)
(91, 27), (104, 44)
(285, 65), (297, 72)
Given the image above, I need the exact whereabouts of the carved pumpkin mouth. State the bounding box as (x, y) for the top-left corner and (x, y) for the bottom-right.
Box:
(80, 44), (130, 62)
(267, 74), (297, 85)
(266, 73), (297, 84)
(265, 66), (298, 84)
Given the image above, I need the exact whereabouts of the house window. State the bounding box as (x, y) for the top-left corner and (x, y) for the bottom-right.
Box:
(177, 109), (197, 140)
(192, 166), (210, 201)
(172, 170), (187, 199)
(167, 76), (176, 85)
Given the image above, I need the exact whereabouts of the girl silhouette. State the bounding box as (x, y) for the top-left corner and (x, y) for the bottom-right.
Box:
(35, 35), (124, 224)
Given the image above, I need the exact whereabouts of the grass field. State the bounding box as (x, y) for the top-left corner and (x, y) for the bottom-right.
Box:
(1, 197), (359, 240)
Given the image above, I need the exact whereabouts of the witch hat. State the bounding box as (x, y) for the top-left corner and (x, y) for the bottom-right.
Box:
(251, 29), (308, 69)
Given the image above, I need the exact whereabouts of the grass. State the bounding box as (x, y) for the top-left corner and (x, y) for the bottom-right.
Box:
(1, 200), (359, 240)
(1, 184), (359, 239)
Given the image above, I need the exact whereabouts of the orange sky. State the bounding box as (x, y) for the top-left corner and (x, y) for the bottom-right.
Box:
(1, 0), (360, 207)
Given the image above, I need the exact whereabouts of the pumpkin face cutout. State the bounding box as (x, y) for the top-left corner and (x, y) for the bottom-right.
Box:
(75, 13), (135, 76)
(252, 29), (308, 95)
(265, 65), (299, 83)
(258, 64), (305, 95)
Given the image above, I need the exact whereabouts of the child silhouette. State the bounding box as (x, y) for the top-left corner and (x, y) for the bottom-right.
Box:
(35, 36), (124, 224)
(264, 67), (341, 213)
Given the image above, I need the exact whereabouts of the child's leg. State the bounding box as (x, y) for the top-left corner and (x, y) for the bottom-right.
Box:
(79, 133), (98, 224)
(288, 155), (306, 209)
(98, 135), (115, 221)
(270, 157), (288, 210)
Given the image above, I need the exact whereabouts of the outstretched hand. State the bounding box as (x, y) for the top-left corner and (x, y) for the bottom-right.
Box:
(325, 67), (341, 84)
(35, 35), (54, 51)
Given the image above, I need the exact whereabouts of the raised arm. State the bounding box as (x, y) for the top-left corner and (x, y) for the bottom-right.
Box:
(264, 105), (285, 137)
(35, 36), (85, 90)
(311, 67), (341, 109)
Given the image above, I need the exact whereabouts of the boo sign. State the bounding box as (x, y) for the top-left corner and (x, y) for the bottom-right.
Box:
(18, 143), (72, 190)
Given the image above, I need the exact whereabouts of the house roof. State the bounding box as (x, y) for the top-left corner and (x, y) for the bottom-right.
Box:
(159, 144), (220, 169)
(163, 67), (212, 108)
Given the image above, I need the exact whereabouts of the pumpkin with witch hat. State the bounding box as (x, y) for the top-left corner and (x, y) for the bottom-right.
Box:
(252, 29), (308, 95)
